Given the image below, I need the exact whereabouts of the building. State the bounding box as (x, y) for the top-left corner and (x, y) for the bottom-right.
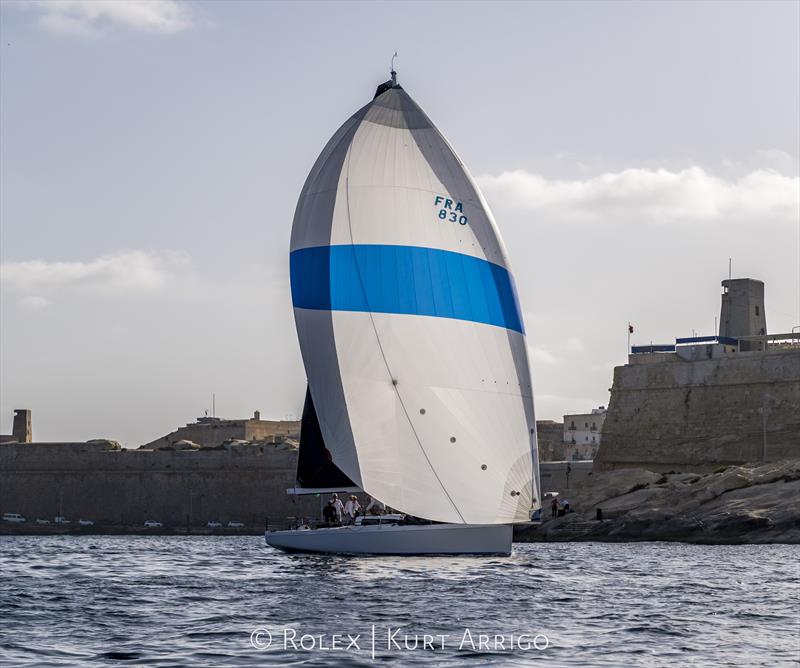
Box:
(535, 420), (565, 461)
(140, 413), (300, 450)
(563, 407), (607, 460)
(0, 409), (32, 444)
(595, 277), (799, 471)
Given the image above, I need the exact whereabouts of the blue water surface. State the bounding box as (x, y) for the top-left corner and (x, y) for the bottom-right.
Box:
(0, 537), (797, 667)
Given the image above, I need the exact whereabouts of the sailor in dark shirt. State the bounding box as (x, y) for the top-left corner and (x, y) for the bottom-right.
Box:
(322, 501), (338, 525)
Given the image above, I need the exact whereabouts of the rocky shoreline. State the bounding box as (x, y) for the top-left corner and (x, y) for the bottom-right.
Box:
(515, 459), (800, 544)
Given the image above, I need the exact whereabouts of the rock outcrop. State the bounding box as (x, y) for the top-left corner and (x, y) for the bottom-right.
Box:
(516, 459), (800, 544)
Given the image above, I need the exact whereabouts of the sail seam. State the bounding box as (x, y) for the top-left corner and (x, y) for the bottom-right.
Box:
(342, 140), (466, 524)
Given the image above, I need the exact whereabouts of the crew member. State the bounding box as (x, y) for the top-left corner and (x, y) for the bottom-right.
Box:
(344, 495), (361, 523)
(365, 496), (386, 515)
(322, 501), (338, 525)
(330, 493), (345, 522)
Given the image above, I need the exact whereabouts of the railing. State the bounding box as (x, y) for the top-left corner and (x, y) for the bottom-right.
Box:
(738, 332), (800, 349)
(631, 344), (675, 354)
(633, 335), (738, 355)
(632, 332), (800, 356)
(265, 516), (315, 531)
(675, 335), (738, 346)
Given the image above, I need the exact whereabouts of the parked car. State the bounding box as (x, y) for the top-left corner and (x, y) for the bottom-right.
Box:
(54, 516), (70, 524)
(144, 520), (163, 528)
(207, 521), (222, 528)
(227, 520), (245, 528)
(78, 519), (94, 526)
(35, 518), (51, 525)
(2, 513), (26, 523)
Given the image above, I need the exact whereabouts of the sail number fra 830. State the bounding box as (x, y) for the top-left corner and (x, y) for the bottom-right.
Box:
(434, 196), (468, 225)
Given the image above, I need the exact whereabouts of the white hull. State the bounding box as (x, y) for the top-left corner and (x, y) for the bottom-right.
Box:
(265, 523), (512, 556)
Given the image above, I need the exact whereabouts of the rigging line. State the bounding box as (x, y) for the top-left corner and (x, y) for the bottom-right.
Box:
(342, 134), (466, 524)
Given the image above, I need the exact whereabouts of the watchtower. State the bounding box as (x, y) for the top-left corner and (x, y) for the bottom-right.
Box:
(719, 279), (766, 351)
(12, 409), (32, 443)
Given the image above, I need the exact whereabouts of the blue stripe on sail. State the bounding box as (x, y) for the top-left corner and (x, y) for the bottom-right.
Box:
(290, 245), (525, 334)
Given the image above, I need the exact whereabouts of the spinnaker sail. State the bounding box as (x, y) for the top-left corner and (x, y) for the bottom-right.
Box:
(290, 74), (540, 524)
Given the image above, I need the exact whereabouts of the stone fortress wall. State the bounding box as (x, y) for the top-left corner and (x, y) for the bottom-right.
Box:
(594, 347), (800, 471)
(595, 278), (799, 471)
(0, 417), (319, 528)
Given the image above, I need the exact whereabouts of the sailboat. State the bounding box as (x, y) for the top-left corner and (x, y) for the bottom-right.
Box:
(265, 68), (540, 556)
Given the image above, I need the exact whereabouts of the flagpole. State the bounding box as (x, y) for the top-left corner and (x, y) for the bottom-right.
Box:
(627, 322), (632, 358)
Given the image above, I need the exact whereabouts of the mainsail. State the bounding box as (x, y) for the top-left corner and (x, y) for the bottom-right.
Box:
(290, 73), (540, 524)
(295, 386), (356, 490)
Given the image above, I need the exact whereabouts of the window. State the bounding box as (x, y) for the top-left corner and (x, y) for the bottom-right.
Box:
(755, 305), (760, 316)
(584, 422), (589, 428)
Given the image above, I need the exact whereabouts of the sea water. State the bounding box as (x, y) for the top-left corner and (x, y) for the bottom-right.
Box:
(0, 536), (797, 666)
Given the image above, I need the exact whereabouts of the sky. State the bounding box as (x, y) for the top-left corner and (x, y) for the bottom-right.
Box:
(1, 0), (798, 446)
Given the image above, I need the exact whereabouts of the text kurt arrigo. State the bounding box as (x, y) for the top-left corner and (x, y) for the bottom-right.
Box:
(250, 626), (549, 656)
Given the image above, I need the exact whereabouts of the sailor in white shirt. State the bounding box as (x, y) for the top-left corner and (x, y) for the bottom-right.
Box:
(330, 493), (345, 522)
(343, 495), (361, 523)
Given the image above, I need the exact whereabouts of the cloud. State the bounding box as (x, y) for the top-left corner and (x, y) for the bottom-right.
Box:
(754, 150), (799, 176)
(17, 295), (51, 311)
(37, 11), (96, 37)
(478, 166), (800, 225)
(528, 346), (558, 365)
(1, 250), (187, 301)
(534, 394), (608, 421)
(563, 336), (584, 352)
(23, 0), (196, 37)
